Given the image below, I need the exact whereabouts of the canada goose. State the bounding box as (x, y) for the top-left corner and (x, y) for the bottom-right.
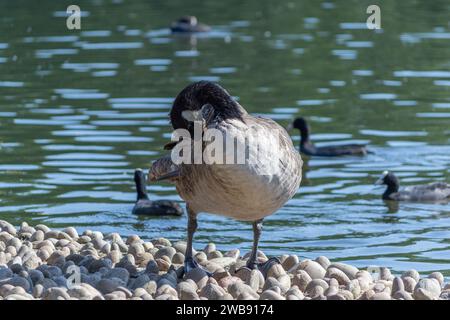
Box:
(132, 169), (183, 216)
(375, 171), (450, 201)
(170, 16), (211, 33)
(288, 117), (368, 156)
(149, 81), (302, 276)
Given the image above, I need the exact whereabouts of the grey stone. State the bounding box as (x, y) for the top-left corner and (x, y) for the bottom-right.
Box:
(145, 260), (159, 274)
(392, 277), (404, 294)
(177, 281), (199, 300)
(228, 282), (259, 299)
(305, 279), (329, 296)
(291, 270), (312, 291)
(37, 278), (58, 290)
(130, 274), (151, 290)
(326, 267), (351, 285)
(63, 227), (78, 239)
(281, 255), (299, 271)
(185, 267), (208, 290)
(200, 283), (225, 300)
(370, 292), (391, 300)
(154, 246), (177, 260)
(414, 278), (441, 300)
(0, 275), (31, 292)
(42, 287), (70, 300)
(96, 278), (123, 295)
(402, 270), (420, 282)
(88, 258), (112, 273)
(104, 268), (130, 284)
(393, 290), (413, 300)
(0, 267), (13, 280)
(294, 260), (326, 279)
(328, 263), (359, 279)
(260, 290), (285, 300)
(428, 272), (444, 286)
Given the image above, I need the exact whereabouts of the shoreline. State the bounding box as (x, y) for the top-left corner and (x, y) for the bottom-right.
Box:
(0, 219), (448, 300)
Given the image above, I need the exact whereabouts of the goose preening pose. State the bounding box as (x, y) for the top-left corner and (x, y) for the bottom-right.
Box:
(288, 117), (368, 156)
(149, 81), (302, 276)
(132, 169), (183, 216)
(170, 16), (211, 33)
(375, 171), (450, 202)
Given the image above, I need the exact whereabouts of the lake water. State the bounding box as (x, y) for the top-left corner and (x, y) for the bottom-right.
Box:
(0, 0), (449, 276)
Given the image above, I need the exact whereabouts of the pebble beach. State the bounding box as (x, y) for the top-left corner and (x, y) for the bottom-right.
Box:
(0, 219), (448, 300)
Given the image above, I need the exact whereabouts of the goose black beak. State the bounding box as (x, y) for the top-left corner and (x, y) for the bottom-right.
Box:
(154, 171), (180, 181)
(148, 168), (180, 182)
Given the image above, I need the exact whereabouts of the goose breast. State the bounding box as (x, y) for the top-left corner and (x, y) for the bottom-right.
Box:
(176, 117), (302, 221)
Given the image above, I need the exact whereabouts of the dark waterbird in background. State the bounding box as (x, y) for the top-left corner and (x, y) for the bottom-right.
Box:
(375, 171), (450, 202)
(132, 169), (183, 216)
(287, 117), (368, 156)
(170, 16), (211, 33)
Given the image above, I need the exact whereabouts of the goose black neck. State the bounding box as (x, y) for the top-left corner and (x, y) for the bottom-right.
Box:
(383, 179), (400, 200)
(134, 171), (149, 201)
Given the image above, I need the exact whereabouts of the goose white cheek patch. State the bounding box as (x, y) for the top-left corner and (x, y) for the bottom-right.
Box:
(181, 104), (214, 123)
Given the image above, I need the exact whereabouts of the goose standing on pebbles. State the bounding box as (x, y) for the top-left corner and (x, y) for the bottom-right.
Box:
(132, 169), (183, 216)
(288, 117), (368, 156)
(375, 171), (450, 202)
(149, 81), (302, 276)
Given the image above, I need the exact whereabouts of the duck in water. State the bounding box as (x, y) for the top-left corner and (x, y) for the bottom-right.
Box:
(170, 16), (211, 33)
(288, 117), (368, 156)
(149, 81), (303, 276)
(132, 169), (183, 216)
(375, 171), (450, 202)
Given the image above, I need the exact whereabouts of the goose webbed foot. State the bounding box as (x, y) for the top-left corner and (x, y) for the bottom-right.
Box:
(178, 256), (213, 278)
(240, 257), (281, 278)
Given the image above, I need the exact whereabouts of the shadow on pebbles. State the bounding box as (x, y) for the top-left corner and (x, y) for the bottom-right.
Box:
(0, 220), (449, 300)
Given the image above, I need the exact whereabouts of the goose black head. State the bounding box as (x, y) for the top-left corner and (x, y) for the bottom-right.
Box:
(291, 117), (310, 143)
(134, 169), (149, 201)
(375, 170), (400, 199)
(170, 81), (245, 133)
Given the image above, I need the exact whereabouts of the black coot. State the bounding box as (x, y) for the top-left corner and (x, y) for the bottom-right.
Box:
(132, 169), (183, 216)
(170, 16), (210, 33)
(375, 171), (450, 202)
(289, 117), (368, 156)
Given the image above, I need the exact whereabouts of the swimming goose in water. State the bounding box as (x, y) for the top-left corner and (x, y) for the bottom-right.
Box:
(132, 169), (183, 216)
(170, 16), (211, 33)
(288, 117), (368, 156)
(149, 81), (302, 276)
(375, 171), (450, 202)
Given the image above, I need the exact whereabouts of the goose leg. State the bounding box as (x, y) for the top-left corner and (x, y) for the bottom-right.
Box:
(244, 219), (280, 277)
(182, 205), (212, 277)
(246, 219), (263, 270)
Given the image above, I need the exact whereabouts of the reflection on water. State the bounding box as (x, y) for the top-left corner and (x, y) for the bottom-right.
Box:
(0, 0), (449, 275)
